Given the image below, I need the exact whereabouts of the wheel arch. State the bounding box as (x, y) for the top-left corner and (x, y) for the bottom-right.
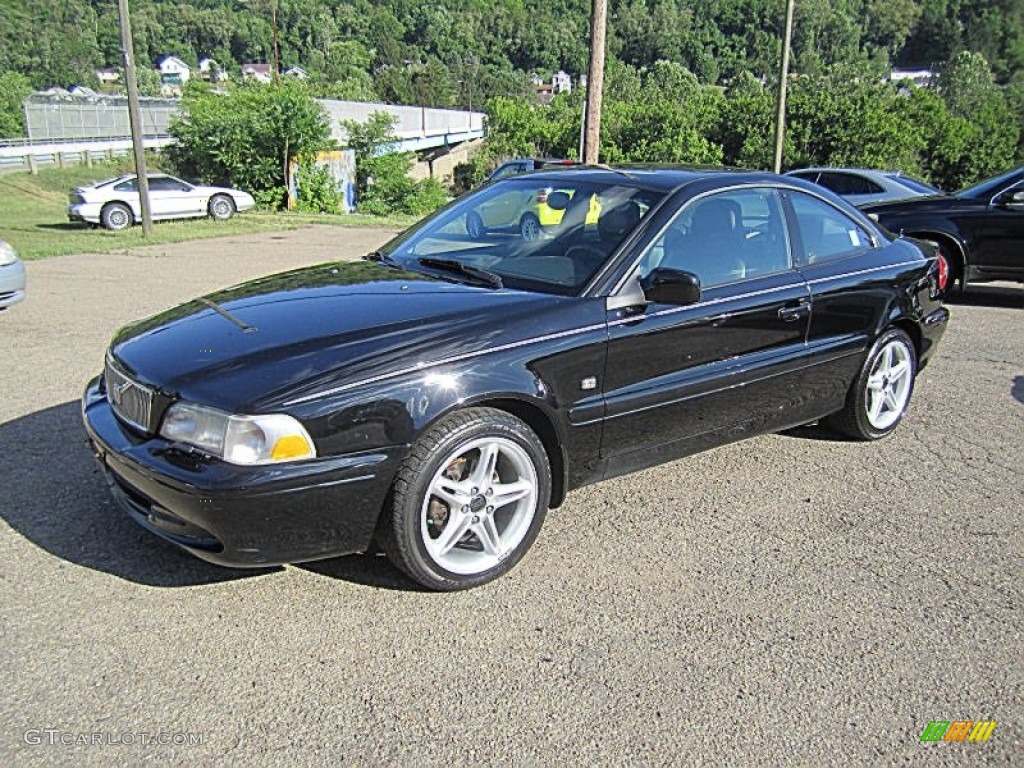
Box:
(905, 229), (968, 283)
(477, 397), (566, 508)
(101, 199), (136, 220)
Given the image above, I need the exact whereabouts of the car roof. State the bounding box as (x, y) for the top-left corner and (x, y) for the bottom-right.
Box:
(513, 165), (780, 193)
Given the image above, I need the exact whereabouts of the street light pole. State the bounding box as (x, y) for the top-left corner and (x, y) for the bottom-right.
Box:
(583, 0), (607, 164)
(117, 0), (152, 235)
(773, 0), (796, 174)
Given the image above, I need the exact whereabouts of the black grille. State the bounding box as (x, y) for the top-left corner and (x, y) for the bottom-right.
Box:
(105, 357), (155, 433)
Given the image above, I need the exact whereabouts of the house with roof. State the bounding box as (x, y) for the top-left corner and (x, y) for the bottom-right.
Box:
(96, 68), (120, 86)
(157, 55), (191, 85)
(241, 62), (273, 83)
(552, 70), (572, 95)
(198, 57), (229, 83)
(283, 65), (309, 80)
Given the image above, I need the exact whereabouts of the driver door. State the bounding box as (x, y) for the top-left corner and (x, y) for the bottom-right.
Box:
(600, 187), (812, 475)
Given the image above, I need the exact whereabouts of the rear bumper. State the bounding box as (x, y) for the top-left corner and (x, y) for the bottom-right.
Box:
(68, 203), (103, 224)
(81, 377), (405, 567)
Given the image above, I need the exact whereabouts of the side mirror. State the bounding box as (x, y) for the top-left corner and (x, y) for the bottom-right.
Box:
(640, 268), (701, 305)
(995, 189), (1024, 209)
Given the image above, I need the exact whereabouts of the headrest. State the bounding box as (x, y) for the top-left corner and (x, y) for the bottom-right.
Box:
(691, 198), (741, 238)
(598, 200), (642, 242)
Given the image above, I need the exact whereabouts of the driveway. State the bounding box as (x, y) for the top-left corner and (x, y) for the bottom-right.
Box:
(1, 226), (1021, 766)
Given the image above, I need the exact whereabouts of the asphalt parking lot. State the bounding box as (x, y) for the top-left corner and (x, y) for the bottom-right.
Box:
(0, 225), (1021, 766)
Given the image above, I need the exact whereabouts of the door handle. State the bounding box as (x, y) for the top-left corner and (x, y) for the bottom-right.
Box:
(778, 300), (810, 322)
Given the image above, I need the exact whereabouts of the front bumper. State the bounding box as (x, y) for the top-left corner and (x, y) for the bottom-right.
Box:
(81, 377), (405, 567)
(0, 259), (26, 309)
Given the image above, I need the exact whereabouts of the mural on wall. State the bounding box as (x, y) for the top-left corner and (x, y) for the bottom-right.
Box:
(288, 149), (357, 213)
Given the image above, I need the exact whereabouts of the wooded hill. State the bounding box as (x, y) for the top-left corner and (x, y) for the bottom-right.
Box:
(1, 0), (1021, 106)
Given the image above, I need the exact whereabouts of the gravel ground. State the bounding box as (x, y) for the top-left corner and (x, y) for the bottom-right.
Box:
(0, 225), (1021, 767)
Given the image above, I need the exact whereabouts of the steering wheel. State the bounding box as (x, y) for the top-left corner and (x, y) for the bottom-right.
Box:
(565, 244), (607, 284)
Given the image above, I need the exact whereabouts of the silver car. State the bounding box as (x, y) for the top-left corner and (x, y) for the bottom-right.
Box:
(785, 167), (942, 207)
(0, 241), (26, 311)
(68, 173), (256, 230)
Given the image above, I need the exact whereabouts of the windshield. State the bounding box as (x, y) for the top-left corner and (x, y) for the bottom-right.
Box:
(382, 176), (665, 295)
(956, 167), (1024, 199)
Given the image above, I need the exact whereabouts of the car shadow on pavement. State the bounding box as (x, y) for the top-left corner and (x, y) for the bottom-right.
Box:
(945, 285), (1024, 309)
(0, 400), (280, 587)
(1013, 376), (1024, 405)
(1, 400), (422, 590)
(778, 421), (853, 442)
(296, 552), (425, 592)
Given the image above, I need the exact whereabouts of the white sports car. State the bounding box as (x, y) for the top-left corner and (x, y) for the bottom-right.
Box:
(68, 173), (256, 230)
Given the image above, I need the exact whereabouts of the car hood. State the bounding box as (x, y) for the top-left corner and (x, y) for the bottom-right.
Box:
(109, 260), (572, 413)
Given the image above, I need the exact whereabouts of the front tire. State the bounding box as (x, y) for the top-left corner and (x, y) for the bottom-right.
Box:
(826, 327), (917, 440)
(209, 194), (236, 221)
(101, 203), (133, 231)
(378, 408), (551, 591)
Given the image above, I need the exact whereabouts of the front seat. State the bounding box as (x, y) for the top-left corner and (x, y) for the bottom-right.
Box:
(661, 198), (746, 287)
(573, 200), (642, 283)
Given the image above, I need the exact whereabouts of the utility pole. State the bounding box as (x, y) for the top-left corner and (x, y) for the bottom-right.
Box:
(271, 0), (281, 84)
(583, 0), (607, 164)
(117, 0), (152, 235)
(773, 0), (796, 173)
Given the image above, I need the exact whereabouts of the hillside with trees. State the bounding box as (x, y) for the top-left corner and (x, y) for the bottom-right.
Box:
(1, 0), (1021, 198)
(2, 1), (1021, 102)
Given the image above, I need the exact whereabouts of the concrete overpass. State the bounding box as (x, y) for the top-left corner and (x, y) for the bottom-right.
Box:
(1, 97), (485, 173)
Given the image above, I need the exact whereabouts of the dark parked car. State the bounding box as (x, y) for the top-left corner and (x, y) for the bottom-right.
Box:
(82, 168), (949, 590)
(785, 167), (942, 206)
(487, 157), (577, 181)
(862, 166), (1024, 290)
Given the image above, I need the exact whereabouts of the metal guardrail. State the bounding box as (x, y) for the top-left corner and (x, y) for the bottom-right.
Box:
(0, 136), (175, 174)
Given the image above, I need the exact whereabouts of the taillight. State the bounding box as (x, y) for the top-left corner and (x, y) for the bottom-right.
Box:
(936, 249), (949, 293)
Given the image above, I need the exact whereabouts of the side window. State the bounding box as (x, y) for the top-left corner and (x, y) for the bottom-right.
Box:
(788, 191), (874, 265)
(639, 188), (792, 288)
(113, 179), (138, 192)
(491, 163), (520, 180)
(149, 177), (189, 192)
(818, 172), (883, 195)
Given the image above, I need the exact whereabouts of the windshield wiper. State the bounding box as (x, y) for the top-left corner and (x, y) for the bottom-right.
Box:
(362, 250), (400, 265)
(417, 257), (503, 289)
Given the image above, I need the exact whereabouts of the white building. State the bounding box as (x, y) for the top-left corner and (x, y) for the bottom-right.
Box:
(552, 70), (572, 95)
(157, 55), (191, 85)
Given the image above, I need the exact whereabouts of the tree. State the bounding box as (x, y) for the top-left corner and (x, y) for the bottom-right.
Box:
(0, 72), (33, 138)
(341, 110), (447, 215)
(168, 79), (331, 209)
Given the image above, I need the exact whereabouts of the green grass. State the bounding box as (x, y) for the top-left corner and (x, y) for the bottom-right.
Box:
(0, 163), (417, 261)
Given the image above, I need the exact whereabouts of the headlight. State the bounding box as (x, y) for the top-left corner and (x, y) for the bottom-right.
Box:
(159, 402), (316, 465)
(0, 241), (18, 267)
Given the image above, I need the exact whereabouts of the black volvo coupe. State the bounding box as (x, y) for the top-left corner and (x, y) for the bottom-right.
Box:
(82, 168), (950, 590)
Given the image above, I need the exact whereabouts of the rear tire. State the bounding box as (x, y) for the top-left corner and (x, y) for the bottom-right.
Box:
(101, 203), (133, 231)
(825, 327), (917, 440)
(377, 407), (551, 591)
